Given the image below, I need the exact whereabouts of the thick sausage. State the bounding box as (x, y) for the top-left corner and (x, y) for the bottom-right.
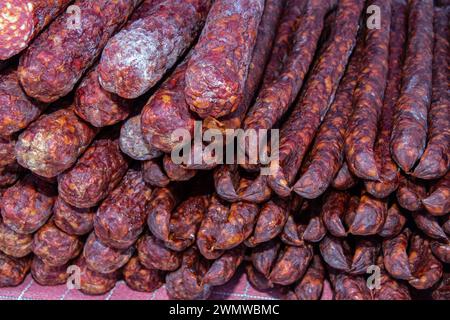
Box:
(94, 169), (153, 249)
(31, 256), (70, 286)
(422, 171), (450, 216)
(382, 228), (412, 280)
(365, 0), (407, 197)
(1, 175), (56, 234)
(203, 0), (285, 132)
(412, 7), (449, 179)
(165, 247), (211, 300)
(15, 108), (97, 178)
(83, 232), (133, 274)
(74, 65), (131, 128)
(137, 232), (181, 271)
(120, 115), (162, 161)
(390, 0), (434, 172)
(0, 68), (46, 137)
(412, 210), (448, 241)
(58, 138), (128, 208)
(0, 252), (31, 288)
(0, 0), (72, 60)
(99, 0), (212, 99)
(185, 0), (265, 119)
(140, 58), (197, 154)
(53, 197), (95, 236)
(243, 0), (337, 135)
(345, 0), (392, 181)
(203, 245), (245, 286)
(147, 187), (178, 243)
(268, 0), (364, 197)
(122, 256), (164, 292)
(32, 220), (82, 267)
(269, 244), (313, 286)
(0, 219), (33, 258)
(293, 31), (364, 199)
(18, 0), (143, 103)
(75, 256), (118, 296)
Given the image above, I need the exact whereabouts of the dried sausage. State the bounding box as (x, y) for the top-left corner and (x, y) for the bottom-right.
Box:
(58, 138), (128, 208)
(74, 65), (131, 128)
(31, 256), (69, 286)
(422, 171), (450, 216)
(432, 273), (450, 300)
(382, 228), (412, 280)
(243, 0), (337, 135)
(147, 187), (178, 243)
(94, 169), (153, 249)
(142, 159), (170, 187)
(123, 256), (164, 293)
(408, 233), (443, 290)
(203, 245), (245, 287)
(32, 220), (82, 267)
(203, 0), (285, 132)
(412, 7), (449, 179)
(321, 191), (350, 238)
(245, 199), (289, 246)
(137, 233), (181, 272)
(378, 203), (406, 238)
(0, 219), (33, 258)
(0, 68), (46, 137)
(185, 0), (265, 119)
(293, 255), (325, 300)
(0, 163), (21, 188)
(293, 29), (363, 199)
(1, 175), (56, 234)
(163, 154), (197, 182)
(349, 193), (387, 236)
(120, 116), (162, 161)
(99, 0), (212, 99)
(0, 0), (72, 60)
(0, 252), (31, 288)
(251, 239), (280, 277)
(350, 238), (380, 275)
(345, 0), (392, 181)
(83, 232), (133, 274)
(269, 244), (313, 286)
(18, 0), (143, 103)
(390, 0), (434, 172)
(53, 197), (95, 236)
(165, 247), (211, 300)
(331, 273), (371, 300)
(396, 174), (427, 211)
(75, 256), (118, 296)
(331, 162), (358, 190)
(268, 0), (364, 196)
(15, 108), (97, 178)
(140, 57), (197, 154)
(319, 235), (351, 272)
(412, 210), (448, 241)
(365, 0), (407, 197)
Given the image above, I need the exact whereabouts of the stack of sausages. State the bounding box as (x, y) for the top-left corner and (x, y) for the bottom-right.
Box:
(0, 0), (449, 300)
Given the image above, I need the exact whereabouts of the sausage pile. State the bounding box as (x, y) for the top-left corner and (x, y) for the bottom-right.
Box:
(0, 0), (449, 300)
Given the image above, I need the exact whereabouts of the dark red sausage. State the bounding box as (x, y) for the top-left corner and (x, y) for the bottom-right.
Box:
(412, 7), (449, 179)
(390, 0), (434, 172)
(185, 0), (265, 119)
(99, 0), (212, 99)
(365, 0), (407, 197)
(268, 0), (364, 197)
(18, 0), (143, 103)
(243, 0), (337, 135)
(0, 0), (72, 60)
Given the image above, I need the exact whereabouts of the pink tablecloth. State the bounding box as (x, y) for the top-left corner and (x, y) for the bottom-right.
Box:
(0, 269), (333, 300)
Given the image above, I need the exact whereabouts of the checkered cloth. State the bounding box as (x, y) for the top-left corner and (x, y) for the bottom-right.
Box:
(0, 269), (333, 300)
